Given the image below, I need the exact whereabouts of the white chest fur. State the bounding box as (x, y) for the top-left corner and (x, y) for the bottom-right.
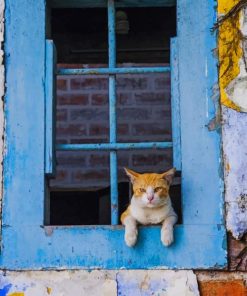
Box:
(130, 196), (175, 225)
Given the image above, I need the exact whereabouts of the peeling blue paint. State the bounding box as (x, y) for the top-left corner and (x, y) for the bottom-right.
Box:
(0, 284), (12, 296)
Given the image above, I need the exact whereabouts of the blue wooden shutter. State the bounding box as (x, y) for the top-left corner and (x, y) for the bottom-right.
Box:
(171, 37), (181, 170)
(45, 40), (57, 176)
(177, 0), (225, 225)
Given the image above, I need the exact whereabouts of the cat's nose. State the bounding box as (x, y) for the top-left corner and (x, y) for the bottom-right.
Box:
(147, 195), (154, 202)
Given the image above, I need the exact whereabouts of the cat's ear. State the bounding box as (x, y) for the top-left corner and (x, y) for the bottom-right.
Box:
(160, 168), (176, 185)
(124, 167), (140, 183)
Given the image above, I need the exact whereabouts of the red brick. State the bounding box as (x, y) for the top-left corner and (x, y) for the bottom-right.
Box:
(71, 169), (109, 183)
(57, 124), (87, 137)
(89, 154), (109, 167)
(89, 124), (109, 136)
(116, 77), (148, 90)
(55, 139), (68, 144)
(132, 153), (171, 166)
(117, 93), (133, 106)
(56, 109), (68, 121)
(70, 138), (106, 144)
(71, 77), (108, 90)
(154, 76), (171, 90)
(132, 123), (171, 138)
(53, 169), (68, 182)
(53, 64), (174, 190)
(58, 94), (89, 106)
(57, 63), (107, 69)
(118, 154), (130, 166)
(70, 108), (108, 121)
(118, 124), (129, 136)
(135, 92), (170, 105)
(153, 109), (171, 119)
(118, 108), (151, 120)
(198, 280), (247, 296)
(57, 155), (86, 166)
(91, 94), (108, 105)
(57, 78), (68, 91)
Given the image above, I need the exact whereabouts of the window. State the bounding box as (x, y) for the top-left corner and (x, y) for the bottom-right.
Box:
(1, 0), (227, 269)
(48, 4), (181, 226)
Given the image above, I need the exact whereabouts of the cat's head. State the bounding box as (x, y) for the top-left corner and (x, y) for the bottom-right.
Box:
(124, 168), (176, 208)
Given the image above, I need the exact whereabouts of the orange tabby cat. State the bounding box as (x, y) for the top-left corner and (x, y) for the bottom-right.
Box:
(121, 168), (177, 247)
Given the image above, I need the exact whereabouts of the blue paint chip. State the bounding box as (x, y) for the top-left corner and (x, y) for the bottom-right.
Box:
(0, 284), (12, 296)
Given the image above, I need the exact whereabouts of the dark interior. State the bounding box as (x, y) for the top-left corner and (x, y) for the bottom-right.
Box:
(50, 176), (182, 225)
(51, 7), (176, 63)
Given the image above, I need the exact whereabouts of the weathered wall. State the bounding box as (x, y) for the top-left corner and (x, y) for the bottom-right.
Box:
(0, 0), (246, 295)
(0, 271), (246, 296)
(0, 270), (200, 296)
(219, 0), (247, 239)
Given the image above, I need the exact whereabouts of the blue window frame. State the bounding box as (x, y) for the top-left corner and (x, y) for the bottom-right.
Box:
(1, 0), (227, 269)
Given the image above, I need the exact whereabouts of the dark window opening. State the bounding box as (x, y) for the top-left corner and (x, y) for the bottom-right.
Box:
(50, 182), (130, 225)
(51, 7), (176, 64)
(48, 5), (181, 226)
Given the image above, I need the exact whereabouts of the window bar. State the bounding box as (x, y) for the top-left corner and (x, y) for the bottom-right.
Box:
(57, 66), (170, 75)
(56, 142), (173, 151)
(108, 0), (118, 225)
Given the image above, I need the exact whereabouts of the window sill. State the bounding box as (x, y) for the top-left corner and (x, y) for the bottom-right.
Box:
(0, 224), (227, 270)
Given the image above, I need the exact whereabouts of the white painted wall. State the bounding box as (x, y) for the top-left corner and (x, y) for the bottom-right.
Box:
(0, 270), (199, 296)
(222, 8), (247, 239)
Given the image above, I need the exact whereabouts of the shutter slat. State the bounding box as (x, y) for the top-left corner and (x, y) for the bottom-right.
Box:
(45, 40), (57, 176)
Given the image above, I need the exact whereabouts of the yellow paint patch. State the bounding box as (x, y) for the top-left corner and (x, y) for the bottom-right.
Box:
(47, 287), (52, 294)
(218, 0), (242, 111)
(8, 293), (25, 296)
(218, 0), (239, 14)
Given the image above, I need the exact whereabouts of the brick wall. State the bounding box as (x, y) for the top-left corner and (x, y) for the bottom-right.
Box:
(50, 64), (172, 190)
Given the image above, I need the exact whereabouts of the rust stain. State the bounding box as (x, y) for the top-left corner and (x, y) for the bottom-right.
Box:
(225, 162), (231, 173)
(206, 115), (221, 131)
(140, 274), (150, 291)
(218, 0), (242, 111)
(47, 287), (52, 294)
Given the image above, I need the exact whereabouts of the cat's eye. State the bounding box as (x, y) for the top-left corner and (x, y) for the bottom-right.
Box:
(139, 188), (146, 193)
(154, 187), (162, 193)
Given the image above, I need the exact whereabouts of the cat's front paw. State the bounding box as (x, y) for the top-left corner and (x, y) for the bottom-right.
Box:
(125, 229), (138, 247)
(161, 227), (174, 247)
